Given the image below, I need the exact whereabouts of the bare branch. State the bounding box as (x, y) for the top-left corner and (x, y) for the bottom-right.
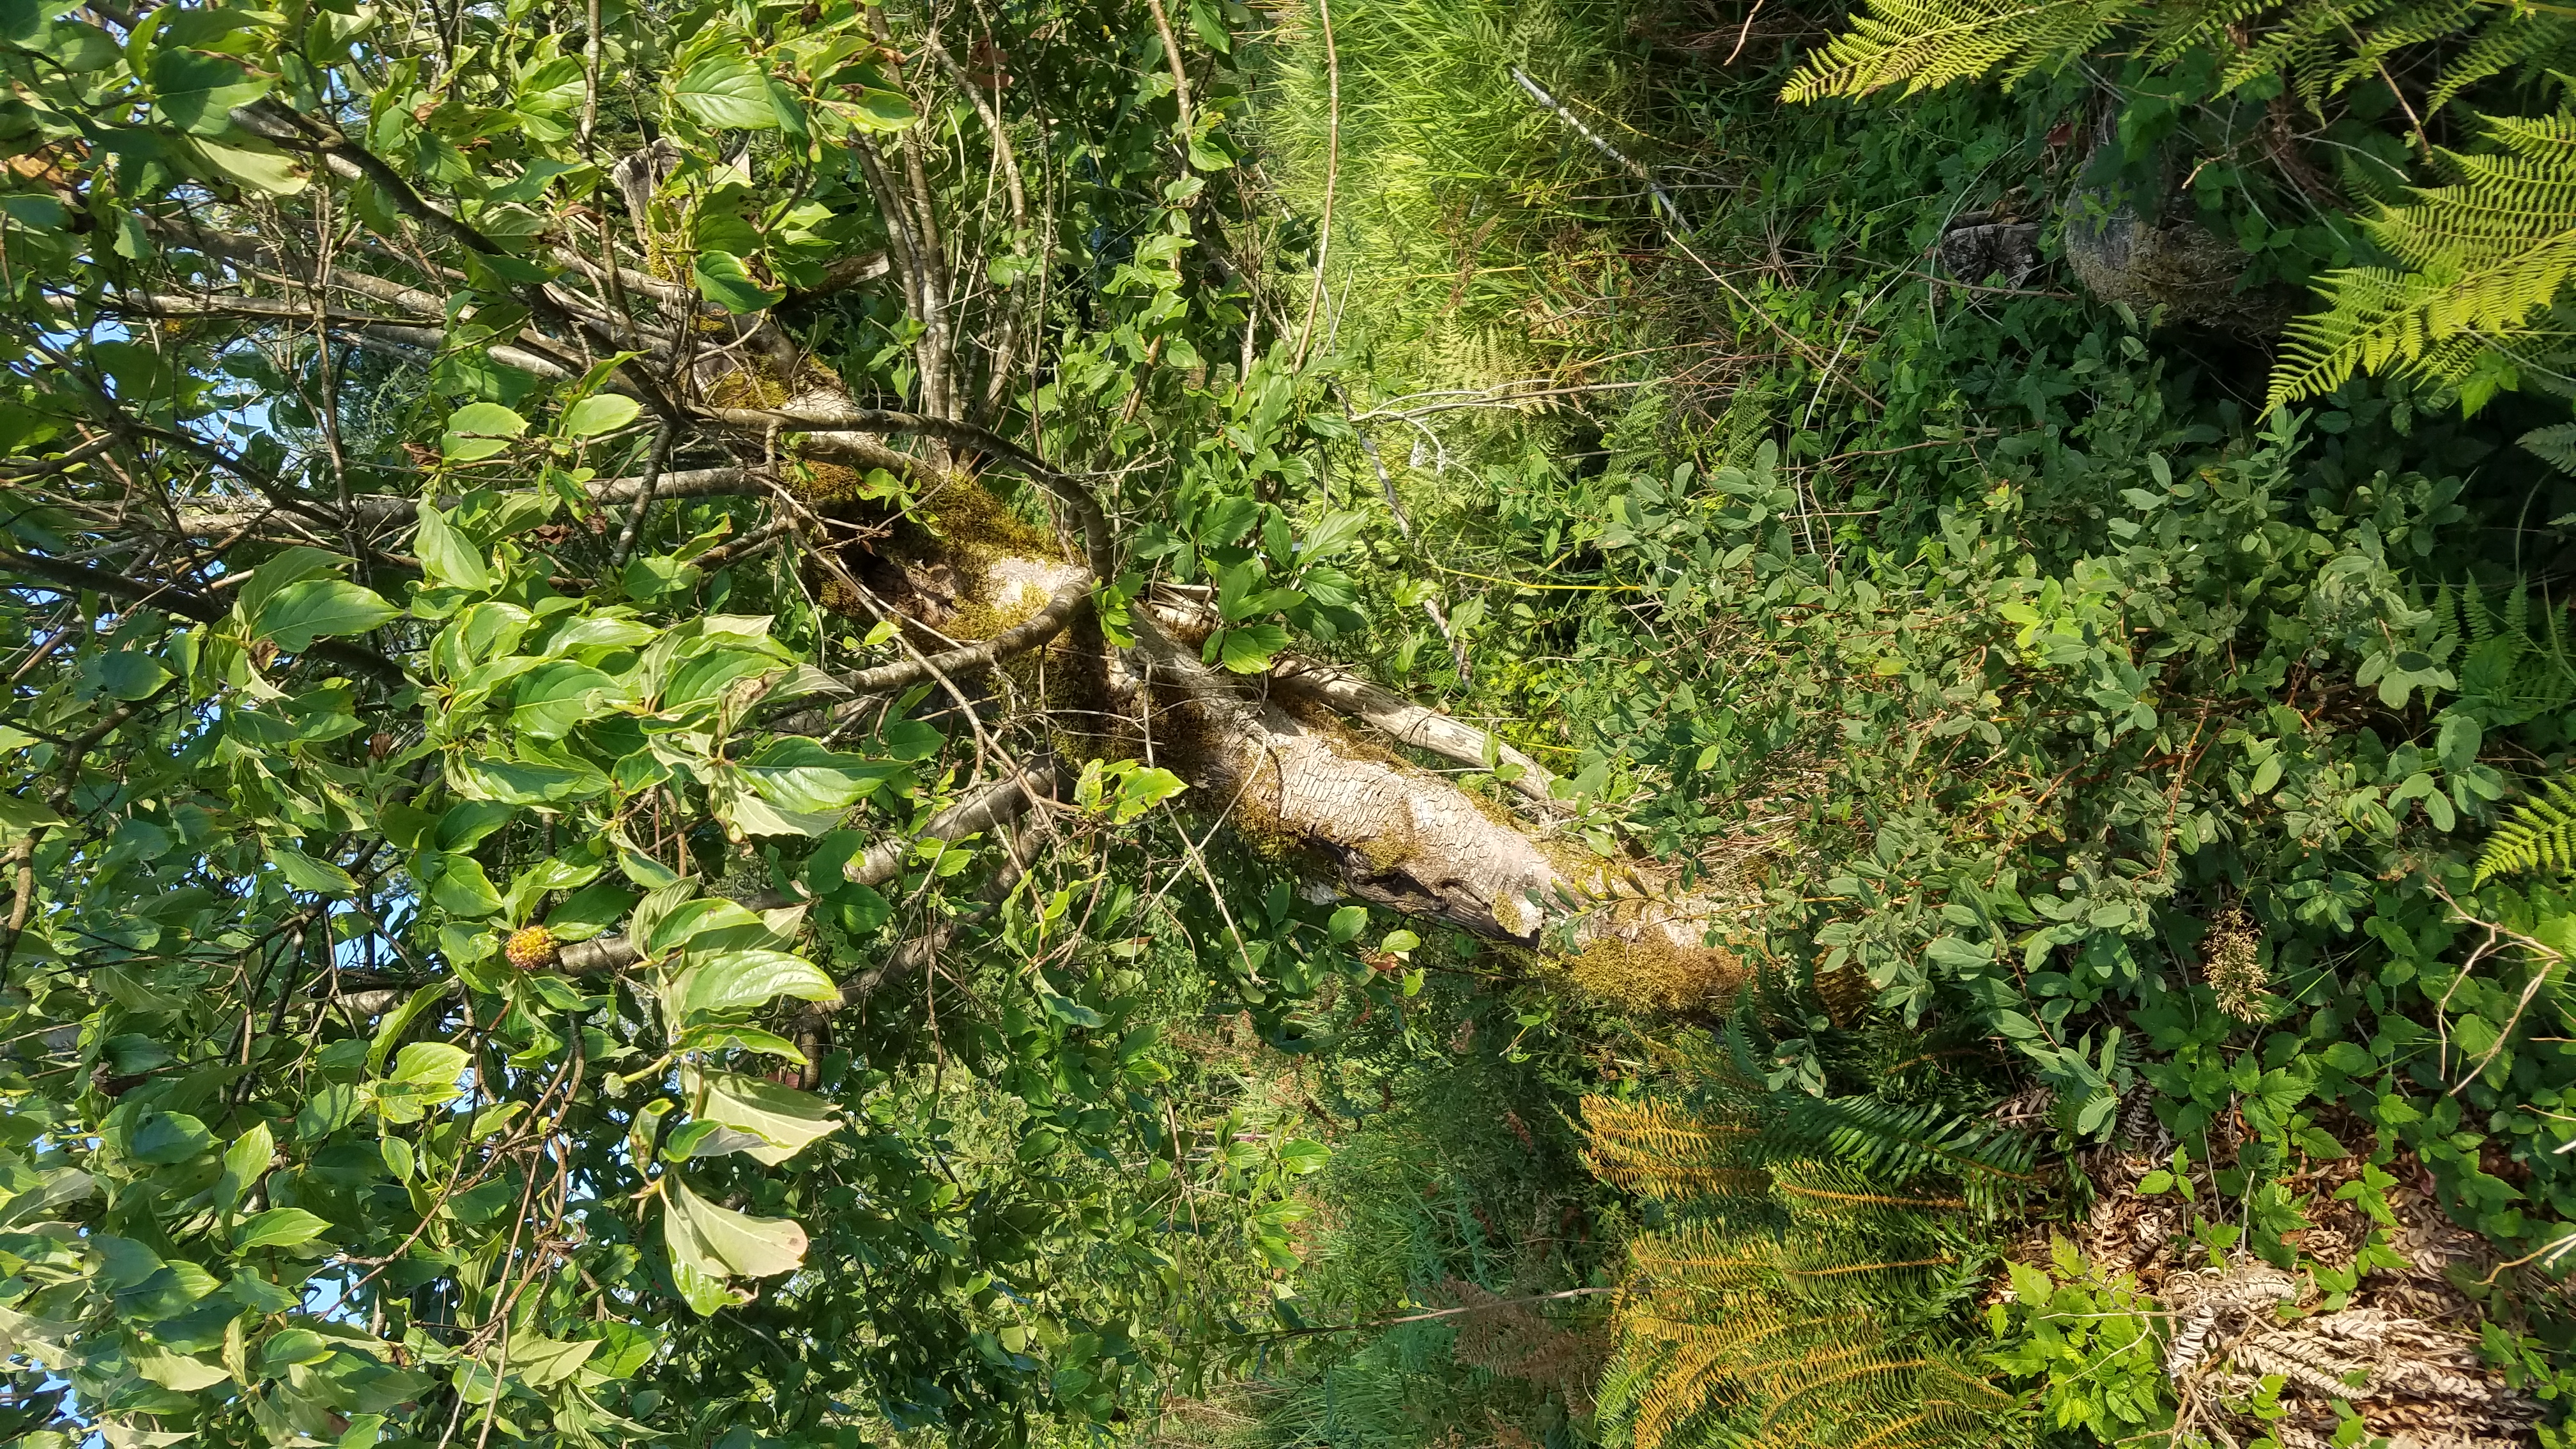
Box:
(1268, 656), (1560, 805)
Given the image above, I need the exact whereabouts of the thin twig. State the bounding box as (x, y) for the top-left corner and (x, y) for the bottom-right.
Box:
(607, 422), (675, 570)
(1510, 67), (1682, 227)
(1293, 0), (1338, 367)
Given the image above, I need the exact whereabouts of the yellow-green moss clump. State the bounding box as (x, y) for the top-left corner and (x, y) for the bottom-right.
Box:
(913, 479), (1059, 572)
(707, 368), (792, 410)
(1566, 933), (1743, 1015)
(793, 459), (868, 506)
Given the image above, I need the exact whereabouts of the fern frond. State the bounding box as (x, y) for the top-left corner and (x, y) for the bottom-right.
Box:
(1772, 1179), (1968, 1211)
(1780, 0), (2135, 103)
(2428, 9), (2576, 112)
(1771, 1095), (2045, 1210)
(2477, 777), (2576, 882)
(1733, 1351), (1935, 1447)
(1581, 1096), (1770, 1200)
(2329, 0), (2485, 98)
(2216, 0), (2365, 102)
(1629, 1332), (1751, 1449)
(2522, 421), (2576, 472)
(2271, 111), (2576, 408)
(2446, 579), (2576, 723)
(1627, 1227), (1777, 1293)
(2138, 0), (2281, 66)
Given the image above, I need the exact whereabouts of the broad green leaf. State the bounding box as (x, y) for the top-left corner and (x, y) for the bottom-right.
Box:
(560, 394), (642, 437)
(505, 1331), (599, 1388)
(255, 579), (398, 650)
(1189, 0), (1231, 52)
(294, 1083), (364, 1140)
(693, 250), (783, 313)
(2006, 1259), (2055, 1307)
(2249, 755), (2282, 796)
(434, 800), (517, 854)
(228, 1272), (299, 1315)
(622, 552), (702, 600)
(1212, 624), (1288, 673)
(668, 1257), (736, 1316)
(448, 402), (529, 437)
(130, 1343), (230, 1391)
(216, 1122), (272, 1213)
(233, 545), (349, 622)
(89, 650), (172, 700)
(684, 1068), (839, 1165)
(261, 1328), (329, 1372)
(1924, 935), (1994, 970)
(672, 54), (779, 129)
(415, 502), (494, 592)
(443, 433), (511, 463)
(441, 403), (529, 462)
(549, 615), (658, 652)
(546, 877), (637, 942)
(1328, 905), (1368, 945)
(367, 983), (457, 1076)
(152, 48), (268, 133)
(662, 646), (782, 710)
(272, 847), (356, 898)
(390, 1041), (470, 1087)
(453, 755), (607, 804)
(502, 855), (603, 924)
(429, 855), (503, 917)
(739, 738), (900, 813)
(194, 137), (308, 194)
(642, 896), (762, 956)
(581, 1322), (659, 1380)
(1113, 766), (1186, 822)
(233, 1207), (331, 1251)
(717, 790), (843, 838)
(1038, 989), (1104, 1028)
(28, 14), (118, 70)
(117, 1109), (213, 1165)
(515, 54), (587, 113)
(373, 1054), (462, 1133)
(511, 661), (619, 739)
(667, 948), (838, 1019)
(0, 795), (64, 831)
(664, 1174), (808, 1285)
(839, 87), (916, 132)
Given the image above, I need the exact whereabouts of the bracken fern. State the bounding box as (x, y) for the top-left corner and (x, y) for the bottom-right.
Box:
(2477, 777), (2576, 882)
(1779, 0), (2131, 102)
(1783, 0), (2576, 410)
(2269, 111), (2576, 406)
(1584, 1074), (2035, 1449)
(1770, 1096), (2047, 1215)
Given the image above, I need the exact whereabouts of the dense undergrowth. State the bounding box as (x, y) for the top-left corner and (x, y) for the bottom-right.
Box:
(13, 0), (2576, 1443)
(1184, 1), (2576, 1447)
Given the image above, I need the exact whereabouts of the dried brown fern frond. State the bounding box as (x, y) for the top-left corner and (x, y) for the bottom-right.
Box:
(1623, 1225), (1774, 1290)
(1628, 1333), (1752, 1449)
(1579, 1095), (1768, 1200)
(1620, 1305), (1836, 1449)
(1731, 1345), (1932, 1447)
(1439, 1279), (1606, 1406)
(1771, 1175), (1969, 1213)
